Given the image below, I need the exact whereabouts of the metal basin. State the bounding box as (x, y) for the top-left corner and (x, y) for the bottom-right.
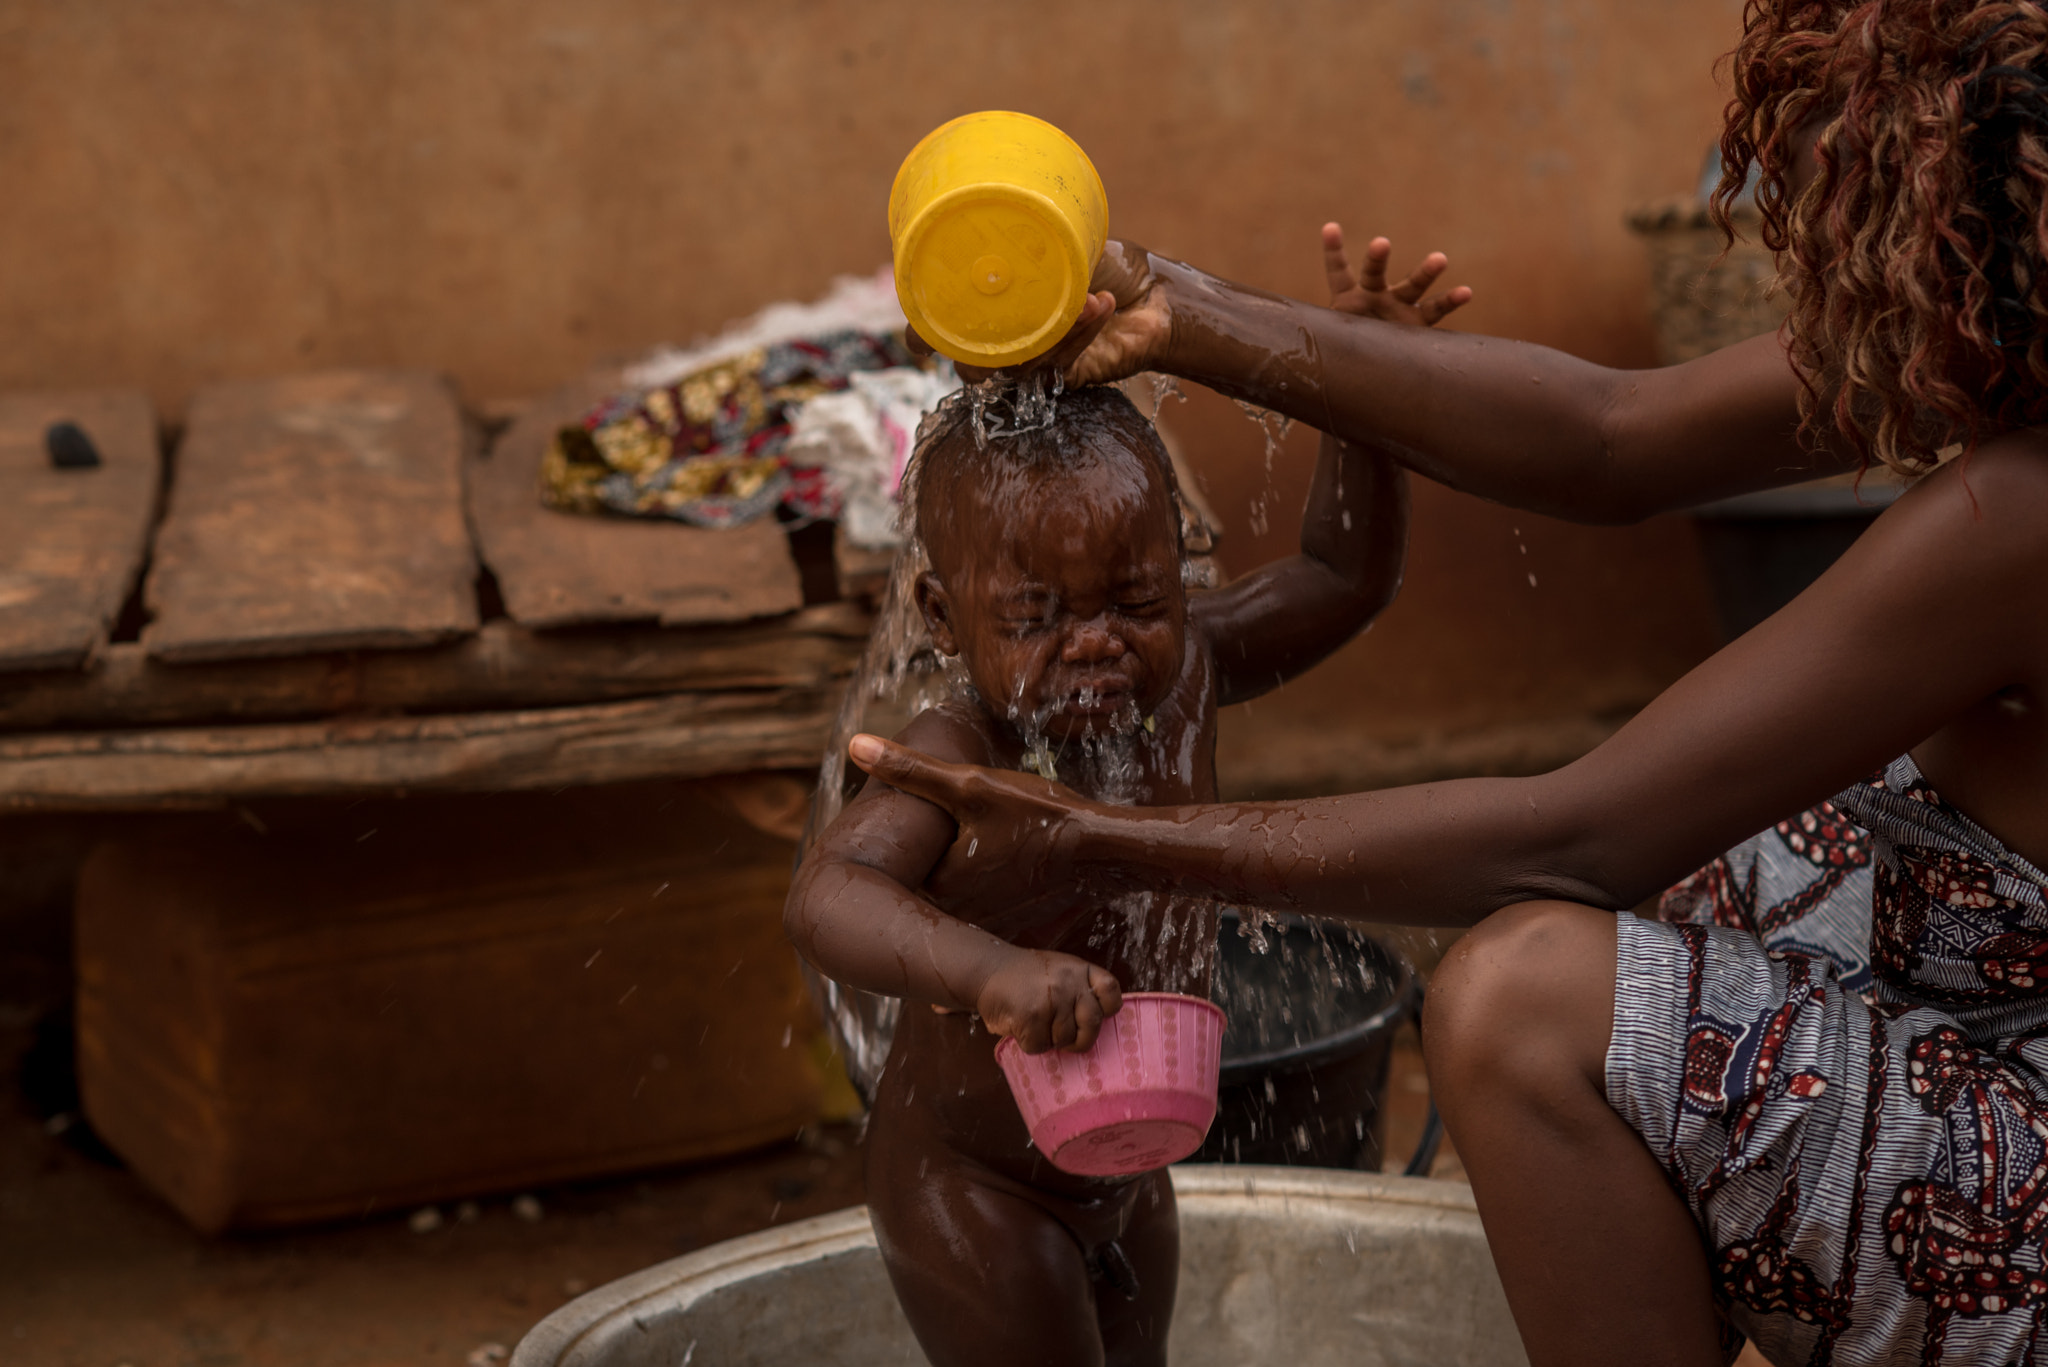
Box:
(512, 1167), (1526, 1367)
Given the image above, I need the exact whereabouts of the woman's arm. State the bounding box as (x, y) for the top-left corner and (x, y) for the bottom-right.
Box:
(1192, 431), (1408, 706)
(1062, 245), (1838, 524)
(850, 442), (2048, 926)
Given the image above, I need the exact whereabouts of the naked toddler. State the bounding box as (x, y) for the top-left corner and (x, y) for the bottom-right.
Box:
(785, 230), (1443, 1367)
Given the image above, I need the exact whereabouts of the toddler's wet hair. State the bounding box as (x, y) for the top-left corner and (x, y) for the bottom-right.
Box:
(903, 384), (1183, 569)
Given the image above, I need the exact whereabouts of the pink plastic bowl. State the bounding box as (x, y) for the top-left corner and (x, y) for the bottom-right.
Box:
(994, 991), (1225, 1177)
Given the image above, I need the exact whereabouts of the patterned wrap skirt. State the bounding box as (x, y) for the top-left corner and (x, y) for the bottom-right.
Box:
(1612, 756), (2048, 1365)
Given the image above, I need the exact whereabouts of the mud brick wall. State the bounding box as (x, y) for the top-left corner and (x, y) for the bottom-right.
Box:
(0, 0), (1742, 792)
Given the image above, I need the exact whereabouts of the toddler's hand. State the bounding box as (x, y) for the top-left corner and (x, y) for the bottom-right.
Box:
(1322, 223), (1472, 326)
(976, 949), (1123, 1055)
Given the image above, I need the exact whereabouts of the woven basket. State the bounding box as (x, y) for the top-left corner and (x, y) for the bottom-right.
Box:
(1628, 199), (1789, 364)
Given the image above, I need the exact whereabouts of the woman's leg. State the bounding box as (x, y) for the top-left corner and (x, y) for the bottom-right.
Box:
(1424, 901), (1724, 1367)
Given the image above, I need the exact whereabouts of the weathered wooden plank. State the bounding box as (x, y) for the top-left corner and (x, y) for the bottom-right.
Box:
(834, 524), (896, 604)
(0, 389), (158, 673)
(145, 370), (477, 663)
(0, 601), (868, 732)
(471, 374), (805, 629)
(0, 687), (841, 809)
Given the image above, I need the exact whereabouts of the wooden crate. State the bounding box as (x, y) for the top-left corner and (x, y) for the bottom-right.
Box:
(75, 777), (839, 1232)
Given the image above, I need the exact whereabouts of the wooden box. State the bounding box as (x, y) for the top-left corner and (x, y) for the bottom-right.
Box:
(75, 777), (839, 1231)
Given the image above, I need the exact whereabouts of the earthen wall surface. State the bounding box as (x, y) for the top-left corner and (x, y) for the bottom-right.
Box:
(0, 0), (1747, 786)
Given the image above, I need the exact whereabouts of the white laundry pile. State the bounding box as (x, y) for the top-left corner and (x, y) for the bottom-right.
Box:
(786, 366), (959, 549)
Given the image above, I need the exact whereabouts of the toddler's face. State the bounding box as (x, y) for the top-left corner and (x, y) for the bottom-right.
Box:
(919, 451), (1185, 743)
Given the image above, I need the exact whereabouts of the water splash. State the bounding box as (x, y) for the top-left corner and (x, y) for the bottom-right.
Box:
(1233, 401), (1293, 537)
(1234, 905), (1283, 955)
(1146, 372), (1188, 421)
(966, 368), (1063, 446)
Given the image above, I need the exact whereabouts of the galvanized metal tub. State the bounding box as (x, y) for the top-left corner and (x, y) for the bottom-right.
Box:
(512, 1167), (1527, 1367)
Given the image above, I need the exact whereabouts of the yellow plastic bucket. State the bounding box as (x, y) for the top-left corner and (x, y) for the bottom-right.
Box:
(889, 111), (1108, 369)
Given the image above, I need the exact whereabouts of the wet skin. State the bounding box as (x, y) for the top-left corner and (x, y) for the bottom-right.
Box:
(786, 398), (1409, 1367)
(857, 172), (2048, 1366)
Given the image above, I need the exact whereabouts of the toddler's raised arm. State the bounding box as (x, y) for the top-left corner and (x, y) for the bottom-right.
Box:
(1192, 430), (1408, 705)
(1191, 224), (1416, 704)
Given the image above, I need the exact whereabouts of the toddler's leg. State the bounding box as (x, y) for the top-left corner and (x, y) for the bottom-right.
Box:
(1092, 1169), (1177, 1367)
(867, 1142), (1114, 1367)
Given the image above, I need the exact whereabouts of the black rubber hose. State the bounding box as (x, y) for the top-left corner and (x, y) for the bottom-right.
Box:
(1400, 984), (1443, 1177)
(1402, 1103), (1444, 1177)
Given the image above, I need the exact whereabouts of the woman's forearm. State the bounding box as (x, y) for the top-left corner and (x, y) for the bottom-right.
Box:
(1148, 256), (1826, 523)
(1068, 777), (1621, 927)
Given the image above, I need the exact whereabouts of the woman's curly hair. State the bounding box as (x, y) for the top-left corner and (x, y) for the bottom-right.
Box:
(1715, 0), (2048, 474)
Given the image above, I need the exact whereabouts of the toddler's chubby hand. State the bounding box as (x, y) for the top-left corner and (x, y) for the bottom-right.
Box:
(975, 949), (1123, 1055)
(1322, 223), (1473, 326)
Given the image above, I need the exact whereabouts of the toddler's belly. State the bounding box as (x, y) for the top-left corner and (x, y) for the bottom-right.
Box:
(876, 1010), (1139, 1200)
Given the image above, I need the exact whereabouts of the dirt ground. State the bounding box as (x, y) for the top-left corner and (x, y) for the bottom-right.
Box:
(0, 873), (1770, 1367)
(2, 976), (1464, 1367)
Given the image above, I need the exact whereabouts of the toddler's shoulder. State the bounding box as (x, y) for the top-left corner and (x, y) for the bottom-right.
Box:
(894, 698), (1003, 769)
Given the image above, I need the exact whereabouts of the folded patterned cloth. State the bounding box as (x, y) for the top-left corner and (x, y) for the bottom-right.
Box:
(541, 329), (943, 530)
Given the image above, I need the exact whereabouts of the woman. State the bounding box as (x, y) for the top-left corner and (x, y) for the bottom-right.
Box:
(864, 3), (2048, 1364)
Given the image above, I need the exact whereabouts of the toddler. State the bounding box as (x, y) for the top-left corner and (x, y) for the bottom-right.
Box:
(786, 233), (1424, 1367)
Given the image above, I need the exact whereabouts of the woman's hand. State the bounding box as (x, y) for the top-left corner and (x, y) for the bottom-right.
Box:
(905, 238), (1169, 388)
(1056, 240), (1173, 386)
(906, 230), (1468, 388)
(975, 948), (1123, 1054)
(847, 732), (1105, 906)
(1323, 223), (1473, 326)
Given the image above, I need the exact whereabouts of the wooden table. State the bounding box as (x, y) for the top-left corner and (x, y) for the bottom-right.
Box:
(0, 370), (866, 809)
(2, 370), (874, 1230)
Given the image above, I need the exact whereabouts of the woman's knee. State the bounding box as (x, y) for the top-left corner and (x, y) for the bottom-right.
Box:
(1422, 900), (1618, 1092)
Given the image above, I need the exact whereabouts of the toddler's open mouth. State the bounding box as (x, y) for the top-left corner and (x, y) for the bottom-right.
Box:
(1056, 678), (1138, 721)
